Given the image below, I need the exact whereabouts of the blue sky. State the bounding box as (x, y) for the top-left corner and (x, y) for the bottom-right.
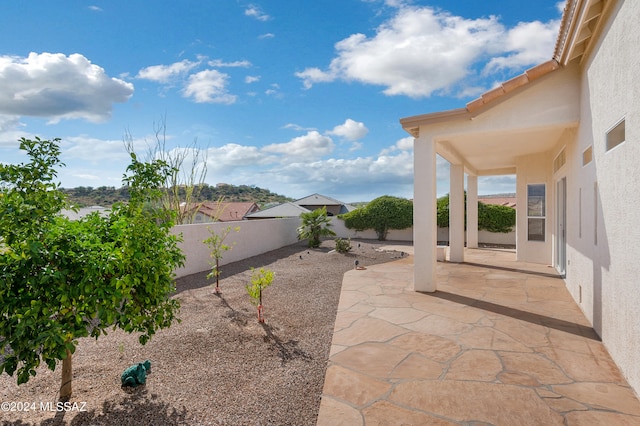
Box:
(0, 0), (564, 202)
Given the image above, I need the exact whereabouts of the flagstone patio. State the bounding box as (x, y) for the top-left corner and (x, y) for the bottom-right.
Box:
(317, 246), (640, 425)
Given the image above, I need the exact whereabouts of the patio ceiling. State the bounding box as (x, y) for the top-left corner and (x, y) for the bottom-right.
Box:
(436, 125), (569, 176)
(402, 60), (580, 175)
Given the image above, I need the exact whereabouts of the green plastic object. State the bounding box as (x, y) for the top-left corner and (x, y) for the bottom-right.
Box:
(121, 360), (151, 387)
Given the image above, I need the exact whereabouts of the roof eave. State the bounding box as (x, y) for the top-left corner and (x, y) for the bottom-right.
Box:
(400, 59), (560, 136)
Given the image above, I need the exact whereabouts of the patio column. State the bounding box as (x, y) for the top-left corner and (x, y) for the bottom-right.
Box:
(449, 163), (465, 262)
(467, 174), (479, 249)
(413, 132), (438, 292)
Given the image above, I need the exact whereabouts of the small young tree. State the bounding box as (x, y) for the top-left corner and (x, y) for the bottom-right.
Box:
(204, 224), (240, 294)
(340, 195), (413, 241)
(297, 206), (336, 248)
(0, 138), (184, 400)
(245, 268), (274, 323)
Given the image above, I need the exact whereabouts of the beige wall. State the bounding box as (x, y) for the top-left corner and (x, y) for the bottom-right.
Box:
(331, 217), (514, 245)
(515, 152), (553, 264)
(563, 0), (640, 396)
(330, 217), (413, 241)
(171, 217), (301, 278)
(437, 227), (515, 246)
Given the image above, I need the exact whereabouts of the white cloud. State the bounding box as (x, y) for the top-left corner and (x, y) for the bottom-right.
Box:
(396, 136), (413, 151)
(262, 131), (334, 160)
(245, 75), (261, 83)
(62, 135), (130, 162)
(88, 5), (103, 12)
(296, 6), (560, 98)
(205, 143), (272, 173)
(282, 123), (317, 132)
(0, 115), (30, 147)
(258, 33), (275, 39)
(182, 70), (237, 104)
(484, 20), (560, 73)
(327, 119), (369, 141)
(137, 60), (199, 83)
(295, 67), (337, 89)
(208, 59), (251, 68)
(245, 5), (270, 21)
(0, 52), (133, 122)
(379, 136), (413, 155)
(72, 173), (101, 181)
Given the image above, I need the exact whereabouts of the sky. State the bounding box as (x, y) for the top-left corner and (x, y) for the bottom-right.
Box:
(0, 0), (565, 202)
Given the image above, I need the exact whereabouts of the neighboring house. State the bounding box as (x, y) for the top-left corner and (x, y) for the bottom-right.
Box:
(402, 0), (640, 395)
(244, 202), (311, 220)
(60, 205), (109, 220)
(189, 201), (260, 223)
(478, 194), (516, 209)
(293, 193), (355, 216)
(245, 193), (355, 219)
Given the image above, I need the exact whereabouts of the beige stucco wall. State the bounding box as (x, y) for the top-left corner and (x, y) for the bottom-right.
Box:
(515, 151), (553, 264)
(171, 217), (301, 278)
(563, 0), (640, 396)
(437, 227), (515, 246)
(330, 217), (414, 241)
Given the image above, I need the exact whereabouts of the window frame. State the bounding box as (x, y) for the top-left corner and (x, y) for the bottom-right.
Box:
(527, 183), (546, 242)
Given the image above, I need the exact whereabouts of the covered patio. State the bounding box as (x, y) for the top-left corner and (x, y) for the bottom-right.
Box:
(402, 59), (580, 293)
(316, 248), (640, 425)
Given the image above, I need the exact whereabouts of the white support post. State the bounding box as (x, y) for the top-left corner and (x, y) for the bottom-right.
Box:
(413, 132), (438, 292)
(467, 174), (479, 249)
(450, 164), (465, 262)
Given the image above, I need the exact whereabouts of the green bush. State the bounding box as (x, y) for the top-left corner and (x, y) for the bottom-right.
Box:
(334, 238), (352, 253)
(436, 194), (515, 233)
(340, 195), (413, 241)
(478, 202), (515, 233)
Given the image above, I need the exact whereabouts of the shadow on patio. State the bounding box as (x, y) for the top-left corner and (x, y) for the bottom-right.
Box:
(317, 247), (640, 425)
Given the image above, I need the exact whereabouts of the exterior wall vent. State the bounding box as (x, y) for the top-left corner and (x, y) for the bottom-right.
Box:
(606, 118), (625, 151)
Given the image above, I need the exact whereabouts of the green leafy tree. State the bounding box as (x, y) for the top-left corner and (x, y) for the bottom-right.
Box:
(340, 195), (413, 241)
(245, 268), (274, 323)
(204, 223), (240, 294)
(297, 206), (336, 248)
(0, 138), (184, 400)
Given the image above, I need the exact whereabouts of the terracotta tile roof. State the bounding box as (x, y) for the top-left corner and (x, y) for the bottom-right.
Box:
(402, 0), (609, 136)
(478, 195), (516, 209)
(465, 60), (560, 113)
(401, 59), (561, 136)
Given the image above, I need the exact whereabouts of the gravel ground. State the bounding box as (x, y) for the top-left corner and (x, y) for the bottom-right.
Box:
(0, 239), (406, 426)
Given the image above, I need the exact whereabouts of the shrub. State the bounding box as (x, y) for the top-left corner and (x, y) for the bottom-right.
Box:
(334, 238), (352, 254)
(436, 193), (515, 233)
(340, 195), (413, 241)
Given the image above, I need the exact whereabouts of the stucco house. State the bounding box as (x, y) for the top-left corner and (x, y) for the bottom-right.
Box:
(402, 0), (640, 396)
(188, 201), (260, 223)
(245, 193), (355, 219)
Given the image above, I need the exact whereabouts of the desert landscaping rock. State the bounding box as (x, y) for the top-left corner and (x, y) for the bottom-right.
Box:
(0, 239), (401, 425)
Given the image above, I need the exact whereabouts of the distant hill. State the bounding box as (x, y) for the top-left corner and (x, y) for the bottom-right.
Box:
(61, 184), (293, 208)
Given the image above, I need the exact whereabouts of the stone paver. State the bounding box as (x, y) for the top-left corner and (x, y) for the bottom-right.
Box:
(317, 246), (640, 425)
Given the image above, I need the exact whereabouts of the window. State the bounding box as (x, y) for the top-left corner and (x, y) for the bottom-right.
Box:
(579, 188), (582, 238)
(554, 149), (566, 173)
(606, 119), (625, 151)
(594, 182), (598, 245)
(527, 184), (546, 241)
(582, 146), (593, 166)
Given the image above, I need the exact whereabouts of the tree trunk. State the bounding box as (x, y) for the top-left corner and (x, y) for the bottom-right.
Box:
(59, 350), (72, 401)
